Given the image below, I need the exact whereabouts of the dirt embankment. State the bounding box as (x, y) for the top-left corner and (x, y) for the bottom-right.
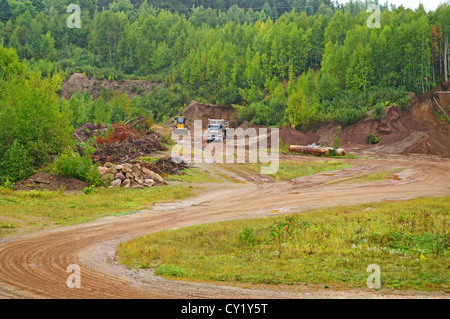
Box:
(336, 89), (450, 156)
(16, 172), (89, 193)
(182, 100), (238, 128)
(260, 87), (450, 157)
(60, 73), (163, 99)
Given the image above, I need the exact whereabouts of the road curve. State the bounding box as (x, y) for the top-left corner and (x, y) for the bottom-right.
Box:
(0, 156), (449, 299)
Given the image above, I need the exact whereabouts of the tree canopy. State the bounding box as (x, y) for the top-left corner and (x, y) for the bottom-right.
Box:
(0, 0), (449, 132)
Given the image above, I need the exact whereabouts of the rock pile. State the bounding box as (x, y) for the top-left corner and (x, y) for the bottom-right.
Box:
(98, 162), (164, 188)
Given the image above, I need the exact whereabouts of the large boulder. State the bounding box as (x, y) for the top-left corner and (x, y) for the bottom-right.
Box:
(109, 179), (122, 188)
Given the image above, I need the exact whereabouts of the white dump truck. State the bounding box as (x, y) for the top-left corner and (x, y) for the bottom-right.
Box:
(206, 118), (229, 142)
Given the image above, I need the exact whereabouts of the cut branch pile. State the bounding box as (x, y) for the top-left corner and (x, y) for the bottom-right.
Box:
(91, 123), (167, 164)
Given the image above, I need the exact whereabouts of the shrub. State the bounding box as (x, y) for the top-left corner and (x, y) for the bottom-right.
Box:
(334, 106), (367, 126)
(0, 51), (74, 167)
(134, 87), (187, 123)
(368, 87), (411, 110)
(51, 147), (103, 186)
(0, 140), (34, 183)
(332, 131), (342, 149)
(371, 102), (388, 120)
(1, 178), (15, 191)
(83, 186), (97, 195)
(269, 215), (302, 258)
(366, 132), (381, 144)
(238, 226), (257, 246)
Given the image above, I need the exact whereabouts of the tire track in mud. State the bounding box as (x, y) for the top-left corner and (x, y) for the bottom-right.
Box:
(0, 156), (449, 299)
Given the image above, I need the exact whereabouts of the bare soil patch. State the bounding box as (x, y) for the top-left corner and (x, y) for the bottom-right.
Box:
(16, 172), (88, 193)
(60, 73), (164, 100)
(182, 100), (238, 128)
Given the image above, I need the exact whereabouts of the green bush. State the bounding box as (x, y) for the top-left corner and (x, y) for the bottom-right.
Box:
(371, 101), (388, 120)
(51, 147), (103, 186)
(238, 226), (257, 246)
(332, 132), (342, 149)
(134, 86), (187, 123)
(366, 132), (381, 144)
(1, 178), (15, 191)
(334, 106), (367, 126)
(83, 186), (97, 195)
(368, 87), (411, 110)
(0, 140), (34, 183)
(0, 47), (74, 167)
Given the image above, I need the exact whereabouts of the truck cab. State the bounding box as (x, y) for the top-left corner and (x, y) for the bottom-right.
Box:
(206, 119), (228, 142)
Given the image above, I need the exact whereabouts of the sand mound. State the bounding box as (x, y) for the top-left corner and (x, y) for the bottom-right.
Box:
(282, 84), (450, 157)
(17, 172), (89, 193)
(279, 127), (319, 146)
(183, 101), (238, 128)
(60, 73), (92, 99)
(60, 73), (163, 99)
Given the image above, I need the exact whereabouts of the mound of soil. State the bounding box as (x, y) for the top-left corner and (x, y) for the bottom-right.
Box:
(183, 101), (238, 128)
(279, 127), (319, 146)
(60, 73), (163, 100)
(339, 105), (416, 148)
(17, 172), (89, 193)
(60, 73), (92, 99)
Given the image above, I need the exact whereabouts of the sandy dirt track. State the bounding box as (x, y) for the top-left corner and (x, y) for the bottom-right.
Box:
(0, 154), (449, 299)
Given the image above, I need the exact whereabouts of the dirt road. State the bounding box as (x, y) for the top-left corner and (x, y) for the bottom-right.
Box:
(0, 154), (449, 299)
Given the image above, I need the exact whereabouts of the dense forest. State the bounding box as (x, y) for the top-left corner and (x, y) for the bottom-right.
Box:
(0, 0), (450, 183)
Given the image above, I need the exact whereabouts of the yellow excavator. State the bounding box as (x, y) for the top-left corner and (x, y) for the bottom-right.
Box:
(173, 116), (189, 135)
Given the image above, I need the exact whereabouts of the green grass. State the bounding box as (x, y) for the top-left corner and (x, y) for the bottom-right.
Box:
(117, 196), (450, 291)
(244, 160), (352, 181)
(0, 185), (194, 237)
(165, 168), (225, 183)
(348, 169), (403, 183)
(324, 168), (404, 184)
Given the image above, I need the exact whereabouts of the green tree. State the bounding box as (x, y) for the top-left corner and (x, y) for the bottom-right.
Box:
(0, 0), (12, 23)
(346, 43), (374, 91)
(0, 47), (73, 166)
(0, 139), (33, 183)
(0, 45), (25, 82)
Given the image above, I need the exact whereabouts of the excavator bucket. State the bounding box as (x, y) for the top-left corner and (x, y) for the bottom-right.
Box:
(173, 128), (189, 135)
(172, 116), (189, 135)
